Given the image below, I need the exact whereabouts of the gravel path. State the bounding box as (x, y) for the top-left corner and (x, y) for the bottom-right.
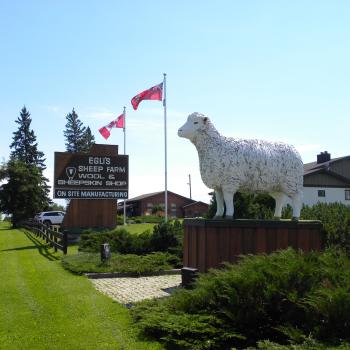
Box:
(91, 274), (181, 304)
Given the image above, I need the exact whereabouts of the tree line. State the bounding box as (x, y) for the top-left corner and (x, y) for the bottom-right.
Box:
(0, 106), (95, 227)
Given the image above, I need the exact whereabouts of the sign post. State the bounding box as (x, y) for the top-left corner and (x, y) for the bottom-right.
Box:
(54, 144), (128, 230)
(54, 153), (128, 200)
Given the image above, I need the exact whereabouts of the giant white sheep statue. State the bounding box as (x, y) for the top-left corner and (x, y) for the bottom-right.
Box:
(178, 112), (304, 220)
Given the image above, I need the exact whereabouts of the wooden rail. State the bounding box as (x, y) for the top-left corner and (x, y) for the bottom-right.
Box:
(22, 220), (68, 254)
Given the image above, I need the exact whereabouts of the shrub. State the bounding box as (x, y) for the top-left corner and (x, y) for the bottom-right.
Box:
(207, 192), (275, 220)
(300, 203), (350, 253)
(132, 248), (350, 349)
(116, 215), (124, 225)
(79, 220), (183, 257)
(254, 339), (350, 349)
(61, 251), (180, 275)
(151, 220), (183, 256)
(79, 228), (153, 254)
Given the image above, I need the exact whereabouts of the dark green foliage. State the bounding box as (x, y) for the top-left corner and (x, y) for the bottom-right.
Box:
(206, 192), (274, 219)
(81, 126), (95, 152)
(281, 204), (293, 219)
(208, 195), (350, 253)
(234, 192), (274, 219)
(151, 204), (164, 215)
(206, 192), (217, 218)
(79, 228), (152, 254)
(64, 108), (93, 152)
(151, 220), (183, 257)
(0, 106), (51, 226)
(0, 160), (50, 227)
(47, 202), (66, 212)
(1, 107), (51, 227)
(79, 220), (183, 258)
(300, 203), (350, 253)
(132, 248), (350, 349)
(254, 339), (350, 349)
(61, 251), (178, 275)
(10, 106), (46, 170)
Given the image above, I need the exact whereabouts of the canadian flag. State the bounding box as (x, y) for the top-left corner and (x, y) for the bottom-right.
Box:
(99, 114), (125, 140)
(131, 82), (163, 110)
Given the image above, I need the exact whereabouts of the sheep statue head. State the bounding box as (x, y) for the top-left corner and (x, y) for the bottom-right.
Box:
(178, 112), (304, 220)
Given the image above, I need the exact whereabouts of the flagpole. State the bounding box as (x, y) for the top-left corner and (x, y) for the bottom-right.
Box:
(123, 106), (127, 226)
(163, 73), (168, 222)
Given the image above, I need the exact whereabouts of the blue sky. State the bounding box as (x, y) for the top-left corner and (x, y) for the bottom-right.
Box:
(1, 1), (349, 204)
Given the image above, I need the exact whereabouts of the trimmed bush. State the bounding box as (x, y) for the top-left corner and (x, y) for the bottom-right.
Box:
(79, 220), (183, 257)
(61, 251), (180, 275)
(132, 248), (350, 349)
(301, 203), (350, 253)
(254, 339), (350, 349)
(79, 228), (153, 254)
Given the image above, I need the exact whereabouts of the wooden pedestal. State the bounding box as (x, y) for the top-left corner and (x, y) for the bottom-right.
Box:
(183, 219), (323, 273)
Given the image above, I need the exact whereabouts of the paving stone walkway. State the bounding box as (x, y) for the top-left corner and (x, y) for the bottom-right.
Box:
(91, 274), (181, 304)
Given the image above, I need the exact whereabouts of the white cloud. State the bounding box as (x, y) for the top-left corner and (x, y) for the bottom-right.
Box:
(295, 144), (322, 153)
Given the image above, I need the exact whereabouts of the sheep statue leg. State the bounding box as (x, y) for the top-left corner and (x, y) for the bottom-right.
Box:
(213, 189), (225, 219)
(270, 192), (287, 219)
(291, 191), (303, 220)
(223, 187), (236, 220)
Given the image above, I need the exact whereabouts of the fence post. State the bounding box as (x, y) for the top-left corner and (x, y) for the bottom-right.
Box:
(62, 230), (68, 255)
(54, 227), (58, 253)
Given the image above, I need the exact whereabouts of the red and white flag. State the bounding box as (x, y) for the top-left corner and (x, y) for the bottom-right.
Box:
(131, 82), (163, 110)
(99, 114), (125, 140)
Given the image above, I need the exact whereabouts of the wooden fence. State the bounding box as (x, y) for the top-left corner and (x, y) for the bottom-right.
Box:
(22, 220), (68, 254)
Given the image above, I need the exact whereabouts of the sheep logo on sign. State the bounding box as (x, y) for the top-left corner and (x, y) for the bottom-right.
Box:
(66, 167), (76, 180)
(178, 112), (304, 220)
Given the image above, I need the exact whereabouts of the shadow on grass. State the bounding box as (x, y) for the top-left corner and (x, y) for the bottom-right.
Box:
(20, 229), (60, 261)
(0, 225), (12, 231)
(0, 245), (38, 252)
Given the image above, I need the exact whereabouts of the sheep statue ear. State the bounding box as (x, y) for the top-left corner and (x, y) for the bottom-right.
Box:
(203, 117), (208, 124)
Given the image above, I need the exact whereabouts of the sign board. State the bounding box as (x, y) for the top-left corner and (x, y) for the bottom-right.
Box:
(54, 152), (128, 199)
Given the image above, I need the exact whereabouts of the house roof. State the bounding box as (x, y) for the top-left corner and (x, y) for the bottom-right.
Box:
(304, 155), (350, 175)
(303, 154), (350, 187)
(126, 190), (196, 204)
(126, 191), (164, 202)
(182, 201), (209, 209)
(304, 168), (350, 184)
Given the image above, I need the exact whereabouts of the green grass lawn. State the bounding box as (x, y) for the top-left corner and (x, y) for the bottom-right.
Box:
(122, 223), (155, 235)
(0, 221), (163, 350)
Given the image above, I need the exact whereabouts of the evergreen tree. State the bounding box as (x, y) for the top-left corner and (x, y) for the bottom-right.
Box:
(10, 106), (46, 170)
(0, 160), (50, 227)
(64, 108), (87, 152)
(1, 106), (52, 226)
(81, 126), (95, 152)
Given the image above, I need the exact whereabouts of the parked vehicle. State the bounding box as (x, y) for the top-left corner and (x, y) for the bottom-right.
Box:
(35, 211), (65, 226)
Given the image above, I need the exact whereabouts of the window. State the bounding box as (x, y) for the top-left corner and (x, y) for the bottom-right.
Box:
(318, 190), (326, 197)
(146, 203), (153, 215)
(345, 190), (350, 200)
(170, 203), (177, 218)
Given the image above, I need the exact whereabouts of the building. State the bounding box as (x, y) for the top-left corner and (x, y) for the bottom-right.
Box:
(303, 151), (350, 206)
(117, 190), (209, 218)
